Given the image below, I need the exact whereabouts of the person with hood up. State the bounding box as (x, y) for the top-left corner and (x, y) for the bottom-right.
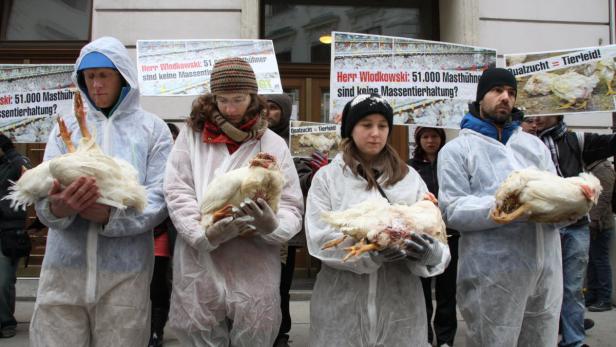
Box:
(164, 58), (303, 347)
(263, 93), (329, 347)
(305, 93), (450, 346)
(437, 68), (563, 346)
(409, 127), (459, 347)
(29, 37), (173, 346)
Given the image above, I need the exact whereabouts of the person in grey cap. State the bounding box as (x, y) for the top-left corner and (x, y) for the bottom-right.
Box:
(438, 68), (563, 346)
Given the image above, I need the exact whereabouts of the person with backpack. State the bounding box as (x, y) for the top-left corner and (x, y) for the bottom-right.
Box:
(0, 132), (31, 339)
(536, 115), (616, 347)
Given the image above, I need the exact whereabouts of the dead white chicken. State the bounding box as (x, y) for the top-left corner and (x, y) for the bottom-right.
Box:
(6, 92), (147, 212)
(299, 133), (337, 153)
(524, 72), (556, 96)
(321, 195), (447, 261)
(199, 152), (285, 228)
(507, 54), (527, 66)
(491, 168), (601, 224)
(550, 71), (599, 110)
(595, 57), (615, 95)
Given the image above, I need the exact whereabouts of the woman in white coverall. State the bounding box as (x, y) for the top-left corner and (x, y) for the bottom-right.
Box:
(305, 94), (450, 347)
(30, 37), (173, 346)
(164, 57), (303, 347)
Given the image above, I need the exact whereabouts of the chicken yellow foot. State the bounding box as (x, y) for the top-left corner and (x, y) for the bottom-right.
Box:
(343, 239), (379, 261)
(607, 82), (616, 96)
(491, 203), (530, 224)
(321, 235), (348, 250)
(212, 204), (234, 224)
(57, 118), (75, 153)
(557, 101), (576, 110)
(74, 91), (92, 140)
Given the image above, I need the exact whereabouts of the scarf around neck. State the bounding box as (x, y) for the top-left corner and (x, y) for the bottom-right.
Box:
(538, 121), (568, 176)
(202, 110), (268, 145)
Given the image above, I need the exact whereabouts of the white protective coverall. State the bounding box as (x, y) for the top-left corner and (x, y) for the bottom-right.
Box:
(437, 128), (563, 347)
(30, 37), (173, 346)
(164, 128), (303, 347)
(305, 154), (450, 347)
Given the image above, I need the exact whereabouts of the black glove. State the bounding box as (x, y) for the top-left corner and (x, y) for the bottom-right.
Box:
(404, 233), (443, 266)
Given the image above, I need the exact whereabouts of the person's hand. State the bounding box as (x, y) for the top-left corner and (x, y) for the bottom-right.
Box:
(236, 198), (279, 235)
(309, 151), (328, 174)
(370, 246), (407, 263)
(78, 203), (111, 224)
(49, 177), (100, 218)
(205, 216), (255, 246)
(404, 233), (443, 266)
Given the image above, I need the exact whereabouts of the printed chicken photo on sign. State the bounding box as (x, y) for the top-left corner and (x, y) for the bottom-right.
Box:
(320, 194), (447, 261)
(505, 45), (616, 116)
(199, 152), (284, 229)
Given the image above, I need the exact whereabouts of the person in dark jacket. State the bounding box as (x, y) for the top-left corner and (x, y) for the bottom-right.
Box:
(264, 93), (328, 347)
(585, 159), (614, 313)
(0, 133), (31, 339)
(149, 122), (180, 347)
(408, 127), (459, 347)
(536, 115), (616, 347)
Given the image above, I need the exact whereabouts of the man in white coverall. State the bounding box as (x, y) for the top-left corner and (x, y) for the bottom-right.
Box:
(30, 36), (173, 346)
(438, 68), (563, 346)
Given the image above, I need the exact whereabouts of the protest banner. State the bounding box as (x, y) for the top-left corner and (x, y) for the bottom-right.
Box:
(290, 121), (341, 158)
(137, 40), (282, 96)
(505, 45), (616, 116)
(0, 65), (75, 143)
(331, 32), (497, 128)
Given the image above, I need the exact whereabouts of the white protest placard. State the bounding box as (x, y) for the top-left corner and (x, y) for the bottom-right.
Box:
(289, 121), (341, 158)
(136, 40), (282, 96)
(504, 45), (616, 116)
(0, 65), (75, 143)
(331, 32), (497, 128)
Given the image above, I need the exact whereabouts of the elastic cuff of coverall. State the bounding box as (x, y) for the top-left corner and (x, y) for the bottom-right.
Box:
(260, 226), (286, 245)
(100, 206), (120, 232)
(197, 236), (219, 252)
(39, 199), (76, 230)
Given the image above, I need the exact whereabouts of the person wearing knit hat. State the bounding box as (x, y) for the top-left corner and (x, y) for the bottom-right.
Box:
(304, 93), (451, 346)
(340, 93), (394, 139)
(437, 67), (564, 344)
(166, 59), (303, 346)
(458, 67), (522, 144)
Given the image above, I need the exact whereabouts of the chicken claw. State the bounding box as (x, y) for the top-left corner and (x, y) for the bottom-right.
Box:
(343, 239), (379, 261)
(490, 203), (530, 224)
(57, 117), (75, 153)
(212, 204), (234, 224)
(321, 235), (348, 250)
(74, 91), (92, 140)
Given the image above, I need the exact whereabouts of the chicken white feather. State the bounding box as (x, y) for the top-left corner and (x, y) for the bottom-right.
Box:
(492, 168), (601, 224)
